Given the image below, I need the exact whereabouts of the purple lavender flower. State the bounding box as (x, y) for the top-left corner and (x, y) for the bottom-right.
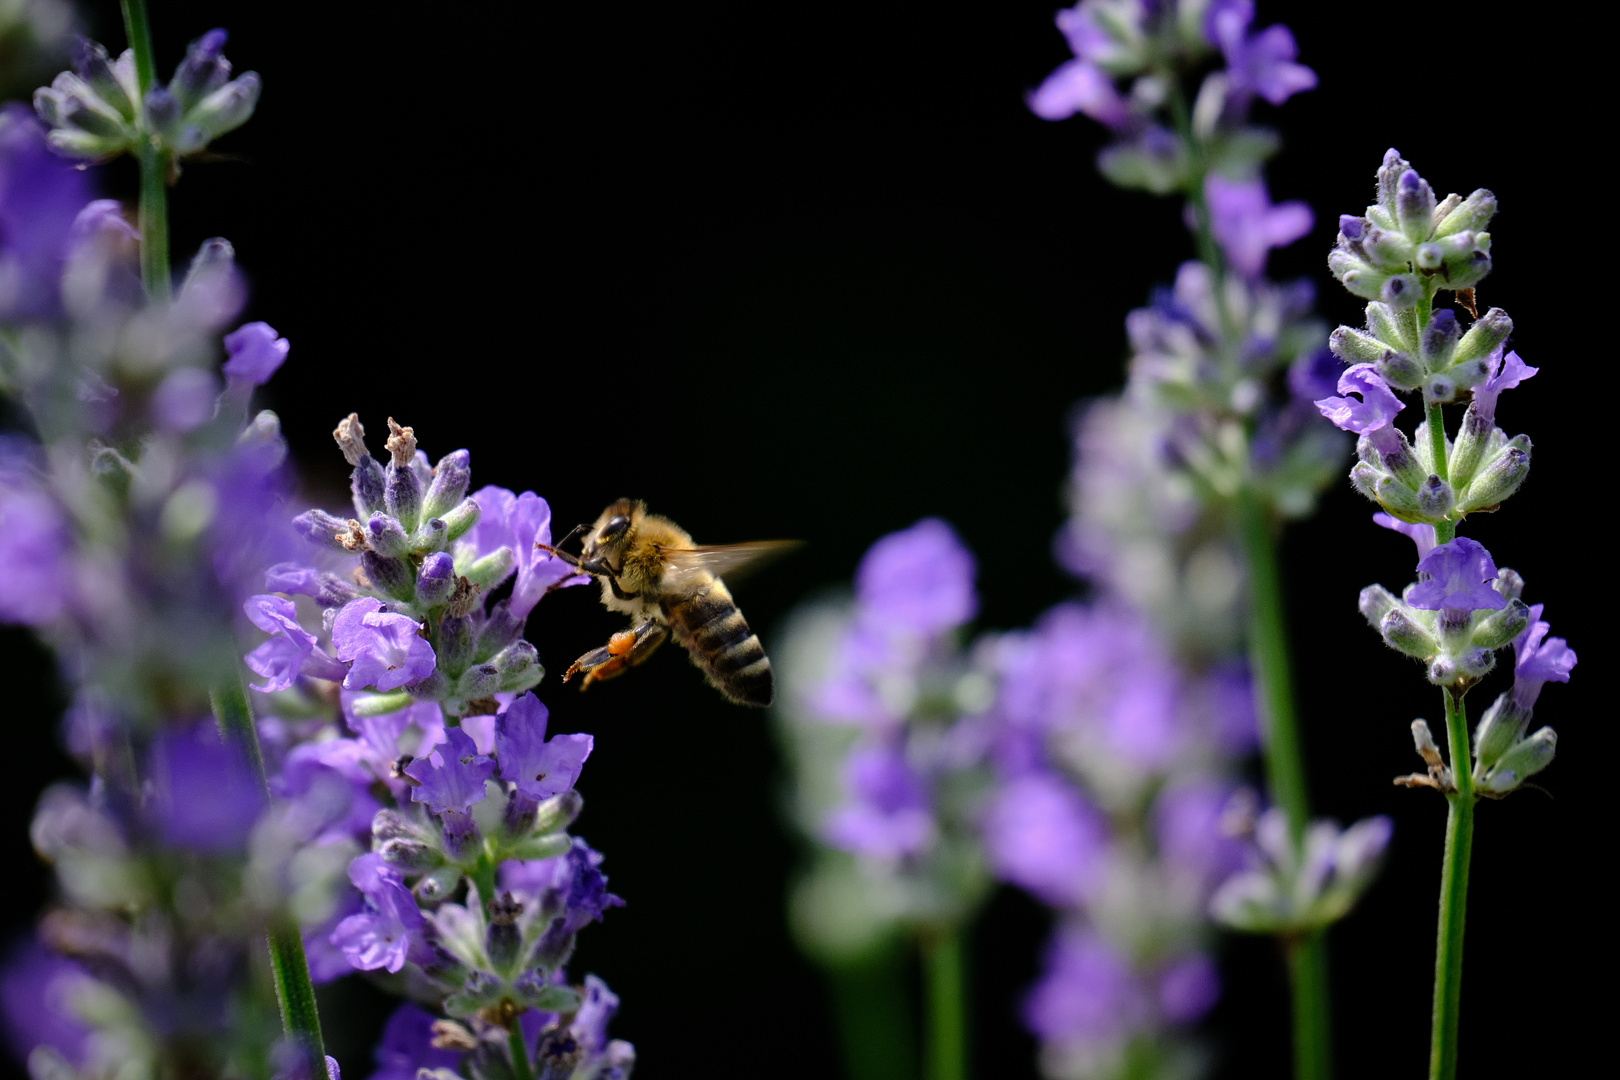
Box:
(1205, 176), (1312, 279)
(0, 939), (90, 1067)
(1205, 0), (1317, 106)
(222, 321), (290, 388)
(501, 838), (625, 934)
(365, 1002), (462, 1080)
(330, 853), (424, 974)
(1315, 363), (1405, 454)
(1157, 953), (1220, 1024)
(403, 727), (494, 815)
(855, 518), (977, 636)
(1510, 604), (1576, 709)
(1472, 347), (1537, 424)
(495, 692), (594, 800)
(331, 596), (436, 691)
(1373, 512), (1436, 560)
(572, 974), (621, 1053)
(243, 594), (347, 691)
(459, 486), (587, 620)
(1154, 780), (1245, 887)
(150, 367), (221, 432)
(1023, 929), (1145, 1044)
(981, 771), (1107, 907)
(148, 725), (266, 852)
(823, 744), (934, 859)
(0, 105), (92, 320)
(0, 445), (73, 625)
(1407, 537), (1506, 616)
(1028, 60), (1129, 126)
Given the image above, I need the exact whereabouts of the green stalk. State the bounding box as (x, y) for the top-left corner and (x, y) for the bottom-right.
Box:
(509, 1026), (535, 1080)
(212, 678), (328, 1067)
(1429, 689), (1474, 1080)
(1425, 401), (1455, 544)
(824, 939), (917, 1080)
(1235, 488), (1332, 1079)
(922, 929), (967, 1080)
(121, 0), (171, 301)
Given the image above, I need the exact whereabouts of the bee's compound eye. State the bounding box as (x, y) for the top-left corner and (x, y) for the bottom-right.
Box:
(600, 515), (631, 542)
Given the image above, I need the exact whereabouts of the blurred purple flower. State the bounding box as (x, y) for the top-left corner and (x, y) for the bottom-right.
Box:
(1407, 537), (1505, 616)
(330, 853), (423, 974)
(824, 744), (934, 859)
(855, 518), (977, 636)
(0, 446), (73, 625)
(1205, 176), (1312, 279)
(1, 939), (90, 1067)
(366, 1002), (461, 1080)
(1511, 604), (1576, 709)
(222, 321), (290, 388)
(1154, 780), (1244, 886)
(243, 594), (347, 691)
(1029, 61), (1129, 126)
(0, 105), (91, 320)
(1205, 0), (1317, 106)
(148, 724), (266, 852)
(1158, 954), (1220, 1023)
(150, 367), (220, 432)
(1023, 929), (1145, 1043)
(331, 596), (435, 691)
(404, 727), (493, 816)
(495, 692), (593, 800)
(982, 771), (1107, 907)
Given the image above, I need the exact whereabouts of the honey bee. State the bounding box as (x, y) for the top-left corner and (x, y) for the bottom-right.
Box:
(537, 499), (797, 707)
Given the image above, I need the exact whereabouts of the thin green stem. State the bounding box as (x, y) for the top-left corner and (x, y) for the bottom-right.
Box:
(1425, 401), (1455, 544)
(922, 929), (967, 1080)
(1286, 934), (1333, 1080)
(824, 939), (917, 1080)
(509, 1026), (535, 1080)
(1429, 689), (1475, 1080)
(121, 0), (170, 301)
(211, 678), (327, 1066)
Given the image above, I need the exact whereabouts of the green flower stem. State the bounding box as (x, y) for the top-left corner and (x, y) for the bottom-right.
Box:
(1429, 689), (1475, 1080)
(1286, 933), (1332, 1080)
(1425, 401), (1456, 544)
(120, 0), (171, 301)
(472, 852), (498, 913)
(922, 928), (968, 1080)
(509, 1026), (536, 1080)
(211, 678), (328, 1066)
(1235, 487), (1332, 1080)
(824, 940), (917, 1080)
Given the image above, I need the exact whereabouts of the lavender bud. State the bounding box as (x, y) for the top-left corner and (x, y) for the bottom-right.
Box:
(1358, 585), (1397, 628)
(71, 37), (134, 119)
(437, 615), (475, 675)
(362, 551), (415, 601)
(372, 808), (433, 843)
(1420, 309), (1460, 369)
(1350, 461), (1382, 500)
(415, 865), (462, 904)
(510, 831), (572, 861)
(492, 641), (539, 683)
(1479, 728), (1557, 794)
(1495, 568), (1525, 602)
(186, 73), (260, 142)
(1381, 606), (1438, 659)
(1439, 232), (1491, 290)
(1329, 326), (1384, 364)
(170, 28), (230, 111)
(412, 516), (449, 555)
(293, 509), (353, 551)
(1471, 598), (1530, 650)
(440, 809), (480, 862)
(379, 837), (440, 871)
(1453, 307), (1513, 366)
(1365, 302), (1414, 353)
(1457, 439), (1530, 512)
(444, 970), (504, 1018)
(1380, 273), (1420, 310)
(1361, 225), (1414, 270)
(1376, 148), (1408, 219)
(485, 892), (524, 975)
(1337, 214), (1365, 241)
(1414, 242), (1443, 272)
(534, 790), (584, 836)
(1425, 374), (1457, 403)
(476, 600), (524, 656)
(462, 547), (516, 591)
(503, 789), (540, 839)
(365, 512), (411, 558)
(1430, 192), (1462, 228)
(440, 497), (481, 542)
(142, 86), (180, 135)
(1453, 646), (1496, 681)
(385, 460), (423, 534)
(1415, 474), (1454, 520)
(416, 552), (456, 608)
(1472, 693), (1527, 775)
(1434, 188), (1496, 238)
(1376, 349), (1424, 391)
(421, 449), (471, 521)
(455, 664), (501, 700)
(1396, 169), (1437, 242)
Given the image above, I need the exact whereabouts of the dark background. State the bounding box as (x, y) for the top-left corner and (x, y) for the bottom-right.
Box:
(3, 2), (1606, 1077)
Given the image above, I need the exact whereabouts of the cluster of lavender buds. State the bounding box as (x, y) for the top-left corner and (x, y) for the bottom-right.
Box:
(34, 28), (257, 162)
(2, 12), (634, 1079)
(1314, 151), (1575, 1075)
(778, 519), (990, 961)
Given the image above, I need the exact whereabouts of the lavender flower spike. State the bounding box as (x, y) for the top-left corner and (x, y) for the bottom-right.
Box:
(329, 854), (424, 974)
(404, 727), (495, 815)
(330, 596), (436, 691)
(495, 691), (594, 800)
(243, 594), (348, 690)
(1406, 538), (1506, 618)
(1315, 364), (1404, 456)
(1029, 60), (1129, 126)
(1206, 176), (1312, 280)
(1205, 0), (1317, 106)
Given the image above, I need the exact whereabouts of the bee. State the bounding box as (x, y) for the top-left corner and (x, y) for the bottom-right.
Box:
(537, 499), (797, 707)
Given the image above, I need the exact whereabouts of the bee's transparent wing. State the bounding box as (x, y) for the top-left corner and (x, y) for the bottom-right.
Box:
(658, 540), (802, 587)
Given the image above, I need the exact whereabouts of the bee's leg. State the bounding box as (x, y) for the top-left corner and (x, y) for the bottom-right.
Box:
(564, 620), (668, 690)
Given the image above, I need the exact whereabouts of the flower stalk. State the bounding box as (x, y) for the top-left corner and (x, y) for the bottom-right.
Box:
(120, 0), (171, 299)
(923, 929), (967, 1080)
(1429, 690), (1474, 1080)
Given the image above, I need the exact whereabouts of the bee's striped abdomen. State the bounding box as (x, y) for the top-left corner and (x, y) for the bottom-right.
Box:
(668, 586), (773, 707)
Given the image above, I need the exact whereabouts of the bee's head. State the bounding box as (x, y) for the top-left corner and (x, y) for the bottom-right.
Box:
(582, 498), (642, 560)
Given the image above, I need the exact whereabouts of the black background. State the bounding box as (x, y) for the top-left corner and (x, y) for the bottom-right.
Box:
(3, 2), (1607, 1077)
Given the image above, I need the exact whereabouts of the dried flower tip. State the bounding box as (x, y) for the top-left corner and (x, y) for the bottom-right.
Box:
(489, 890), (524, 925)
(333, 413), (369, 466)
(1218, 787), (1259, 839)
(385, 417), (416, 467)
(445, 575), (479, 618)
(429, 1019), (479, 1052)
(338, 518), (367, 552)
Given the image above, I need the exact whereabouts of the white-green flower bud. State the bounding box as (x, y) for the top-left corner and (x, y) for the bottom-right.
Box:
(1396, 169), (1438, 242)
(1351, 461), (1382, 500)
(1471, 599), (1530, 650)
(1452, 308), (1513, 367)
(1375, 475), (1422, 518)
(440, 497), (481, 542)
(1415, 242), (1444, 272)
(1479, 727), (1557, 795)
(1438, 231), (1491, 290)
(1377, 350), (1425, 391)
(1424, 373), (1458, 404)
(1472, 692), (1530, 774)
(1329, 326), (1386, 365)
(1495, 568), (1525, 602)
(1381, 606), (1438, 659)
(1381, 273), (1420, 310)
(1415, 474), (1454, 519)
(1434, 188), (1496, 238)
(1359, 584), (1398, 628)
(1363, 225), (1415, 270)
(1456, 437), (1530, 512)
(1366, 301), (1415, 353)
